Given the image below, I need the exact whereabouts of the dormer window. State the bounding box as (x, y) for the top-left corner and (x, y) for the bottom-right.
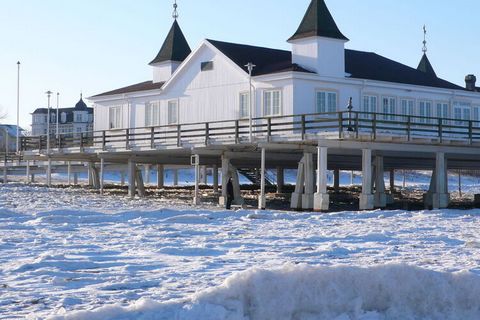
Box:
(201, 61), (213, 71)
(75, 113), (83, 122)
(61, 112), (67, 123)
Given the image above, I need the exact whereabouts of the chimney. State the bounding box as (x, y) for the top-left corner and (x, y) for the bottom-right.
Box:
(465, 74), (477, 91)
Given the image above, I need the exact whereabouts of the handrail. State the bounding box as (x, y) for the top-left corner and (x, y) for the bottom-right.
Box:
(20, 111), (480, 152)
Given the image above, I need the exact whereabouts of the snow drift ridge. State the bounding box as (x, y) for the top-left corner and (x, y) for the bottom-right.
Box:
(50, 264), (480, 320)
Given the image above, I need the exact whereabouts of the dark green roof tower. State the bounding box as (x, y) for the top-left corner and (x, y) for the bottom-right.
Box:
(149, 20), (191, 65)
(417, 53), (437, 78)
(288, 0), (348, 41)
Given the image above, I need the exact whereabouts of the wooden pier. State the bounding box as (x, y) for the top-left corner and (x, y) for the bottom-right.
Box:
(3, 111), (480, 211)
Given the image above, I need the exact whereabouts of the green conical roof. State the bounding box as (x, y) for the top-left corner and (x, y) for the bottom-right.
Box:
(149, 20), (191, 65)
(417, 53), (437, 78)
(289, 0), (348, 42)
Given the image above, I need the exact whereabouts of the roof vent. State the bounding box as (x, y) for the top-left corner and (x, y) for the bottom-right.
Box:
(465, 74), (476, 91)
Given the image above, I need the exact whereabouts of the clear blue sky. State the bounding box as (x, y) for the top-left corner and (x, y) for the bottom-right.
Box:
(1, 0), (479, 130)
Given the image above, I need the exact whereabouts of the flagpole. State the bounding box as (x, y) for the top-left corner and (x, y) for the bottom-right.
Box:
(16, 61), (20, 153)
(56, 92), (59, 138)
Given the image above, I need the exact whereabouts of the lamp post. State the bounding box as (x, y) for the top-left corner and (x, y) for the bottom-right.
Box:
(46, 91), (52, 153)
(56, 92), (59, 138)
(16, 61), (20, 153)
(347, 97), (354, 132)
(245, 62), (256, 143)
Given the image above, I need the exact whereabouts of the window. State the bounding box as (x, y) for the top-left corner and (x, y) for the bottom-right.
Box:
(263, 90), (281, 116)
(239, 93), (249, 119)
(316, 91), (337, 114)
(75, 113), (83, 122)
(145, 101), (161, 126)
(362, 95), (377, 118)
(400, 99), (415, 119)
(168, 100), (178, 125)
(473, 106), (480, 127)
(109, 106), (122, 129)
(61, 112), (67, 123)
(382, 97), (396, 120)
(453, 102), (471, 126)
(419, 101), (433, 124)
(76, 127), (82, 133)
(51, 113), (56, 123)
(201, 61), (214, 71)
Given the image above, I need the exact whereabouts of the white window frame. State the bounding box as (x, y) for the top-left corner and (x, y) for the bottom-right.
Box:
(263, 90), (282, 117)
(167, 100), (178, 125)
(382, 96), (396, 121)
(145, 101), (161, 127)
(362, 95), (377, 118)
(418, 100), (433, 124)
(109, 106), (123, 129)
(453, 102), (471, 126)
(400, 99), (415, 117)
(239, 92), (250, 119)
(316, 90), (337, 115)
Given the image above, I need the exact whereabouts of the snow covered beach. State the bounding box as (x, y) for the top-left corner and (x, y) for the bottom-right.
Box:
(1, 184), (480, 319)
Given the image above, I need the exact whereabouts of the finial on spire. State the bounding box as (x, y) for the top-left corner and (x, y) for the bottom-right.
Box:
(172, 0), (179, 20)
(422, 25), (428, 54)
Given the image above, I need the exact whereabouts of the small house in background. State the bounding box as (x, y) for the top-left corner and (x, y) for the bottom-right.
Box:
(31, 95), (93, 136)
(0, 124), (24, 152)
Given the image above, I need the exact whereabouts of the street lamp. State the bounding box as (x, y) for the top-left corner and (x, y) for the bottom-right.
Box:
(245, 62), (256, 143)
(347, 97), (354, 132)
(16, 61), (20, 153)
(46, 90), (52, 153)
(56, 92), (60, 138)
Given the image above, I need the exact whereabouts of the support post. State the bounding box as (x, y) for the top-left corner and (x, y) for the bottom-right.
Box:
(100, 158), (105, 195)
(46, 158), (52, 187)
(432, 152), (449, 209)
(156, 165), (164, 188)
(333, 168), (340, 193)
(458, 171), (462, 198)
(128, 159), (136, 198)
(258, 148), (266, 210)
(173, 169), (179, 187)
(290, 157), (305, 210)
(120, 171), (125, 186)
(201, 166), (207, 185)
(87, 162), (93, 186)
(144, 164), (151, 185)
(2, 160), (7, 184)
(212, 164), (219, 194)
(73, 172), (78, 185)
(26, 160), (31, 184)
(135, 166), (145, 197)
(314, 146), (329, 211)
(194, 155), (200, 205)
(67, 161), (72, 185)
(374, 156), (386, 208)
(276, 167), (284, 194)
(219, 157), (229, 206)
(389, 169), (395, 192)
(302, 153), (314, 210)
(359, 149), (374, 210)
(351, 171), (354, 186)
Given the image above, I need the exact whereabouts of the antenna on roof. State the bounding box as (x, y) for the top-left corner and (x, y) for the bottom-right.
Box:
(172, 0), (179, 20)
(422, 25), (428, 54)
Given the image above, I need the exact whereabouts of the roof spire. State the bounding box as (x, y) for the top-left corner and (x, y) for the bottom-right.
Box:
(422, 25), (428, 54)
(172, 0), (178, 20)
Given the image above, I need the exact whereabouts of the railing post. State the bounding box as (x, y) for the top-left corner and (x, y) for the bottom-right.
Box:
(407, 116), (411, 141)
(438, 118), (443, 143)
(80, 132), (84, 152)
(338, 112), (343, 139)
(205, 122), (210, 146)
(150, 127), (155, 149)
(373, 113), (377, 140)
(177, 124), (181, 147)
(102, 130), (107, 151)
(301, 115), (306, 140)
(267, 117), (272, 142)
(355, 112), (359, 139)
(235, 120), (240, 143)
(125, 129), (130, 150)
(469, 120), (473, 145)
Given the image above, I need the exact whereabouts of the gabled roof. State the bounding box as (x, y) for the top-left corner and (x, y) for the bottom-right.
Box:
(149, 20), (191, 65)
(345, 49), (462, 90)
(289, 0), (348, 42)
(91, 80), (165, 98)
(417, 53), (437, 78)
(207, 39), (313, 76)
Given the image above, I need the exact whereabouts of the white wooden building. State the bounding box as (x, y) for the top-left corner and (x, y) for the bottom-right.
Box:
(89, 0), (480, 134)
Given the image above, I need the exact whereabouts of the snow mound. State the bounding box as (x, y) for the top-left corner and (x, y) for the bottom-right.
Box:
(50, 264), (480, 320)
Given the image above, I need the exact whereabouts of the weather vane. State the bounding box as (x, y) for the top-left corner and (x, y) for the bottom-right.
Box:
(172, 0), (179, 20)
(422, 25), (427, 54)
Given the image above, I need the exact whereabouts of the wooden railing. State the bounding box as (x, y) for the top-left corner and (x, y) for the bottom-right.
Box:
(19, 111), (480, 152)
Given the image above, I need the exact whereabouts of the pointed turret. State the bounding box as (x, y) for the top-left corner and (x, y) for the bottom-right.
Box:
(417, 53), (437, 78)
(288, 0), (348, 42)
(150, 2), (191, 84)
(288, 0), (348, 78)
